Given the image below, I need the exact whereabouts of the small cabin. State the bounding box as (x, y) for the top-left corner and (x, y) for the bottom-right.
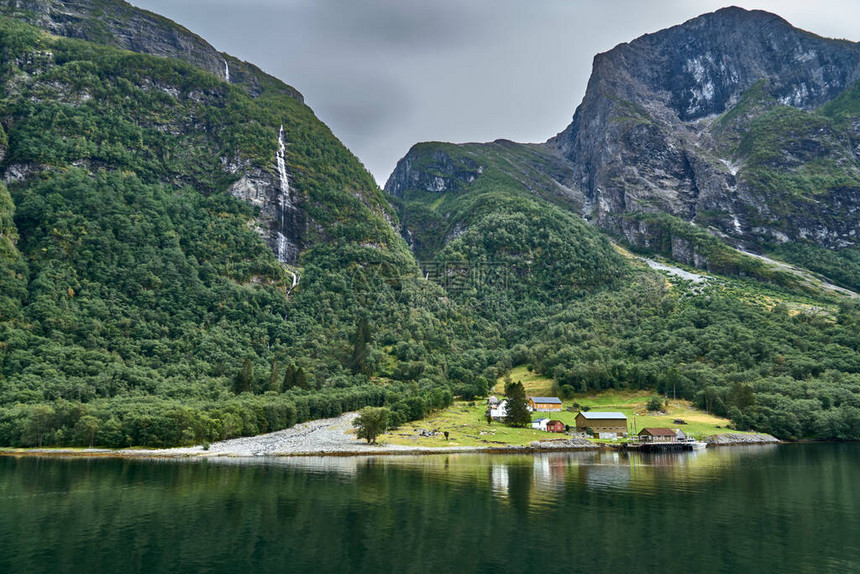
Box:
(529, 397), (563, 412)
(546, 420), (565, 433)
(638, 428), (678, 443)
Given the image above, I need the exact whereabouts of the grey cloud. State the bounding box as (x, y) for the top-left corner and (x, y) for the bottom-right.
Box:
(130, 1), (860, 183)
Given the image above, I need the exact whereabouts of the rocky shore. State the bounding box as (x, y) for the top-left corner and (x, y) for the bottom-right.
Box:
(1, 414), (784, 459)
(704, 433), (780, 445)
(0, 413), (601, 459)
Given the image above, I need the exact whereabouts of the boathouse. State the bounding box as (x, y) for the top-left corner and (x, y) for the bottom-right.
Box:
(638, 428), (678, 443)
(529, 397), (563, 412)
(575, 411), (628, 439)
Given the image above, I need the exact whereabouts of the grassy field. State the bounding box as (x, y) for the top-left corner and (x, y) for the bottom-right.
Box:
(380, 368), (750, 448)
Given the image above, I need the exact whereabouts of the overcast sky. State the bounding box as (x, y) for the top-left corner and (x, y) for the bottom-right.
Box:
(130, 0), (860, 184)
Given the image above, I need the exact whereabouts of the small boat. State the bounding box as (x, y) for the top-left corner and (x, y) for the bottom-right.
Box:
(684, 437), (708, 449)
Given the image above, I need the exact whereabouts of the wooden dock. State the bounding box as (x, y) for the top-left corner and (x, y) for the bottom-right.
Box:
(618, 442), (695, 452)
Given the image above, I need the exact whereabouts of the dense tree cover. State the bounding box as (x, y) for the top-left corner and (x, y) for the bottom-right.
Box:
(1, 16), (859, 447)
(393, 135), (860, 442)
(518, 273), (860, 440)
(0, 17), (496, 447)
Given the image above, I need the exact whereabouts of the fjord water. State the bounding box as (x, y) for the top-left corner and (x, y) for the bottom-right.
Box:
(1, 444), (857, 573)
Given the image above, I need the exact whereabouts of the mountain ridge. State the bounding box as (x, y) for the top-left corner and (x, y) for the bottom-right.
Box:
(0, 0), (303, 101)
(388, 6), (860, 281)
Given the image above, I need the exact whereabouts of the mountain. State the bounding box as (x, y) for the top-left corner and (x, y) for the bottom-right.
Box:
(0, 0), (504, 447)
(551, 7), (860, 256)
(389, 7), (860, 290)
(386, 7), (860, 441)
(1, 3), (859, 447)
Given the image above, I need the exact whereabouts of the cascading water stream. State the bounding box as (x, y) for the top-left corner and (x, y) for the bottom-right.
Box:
(275, 125), (292, 264)
(224, 59), (230, 82)
(274, 125), (300, 297)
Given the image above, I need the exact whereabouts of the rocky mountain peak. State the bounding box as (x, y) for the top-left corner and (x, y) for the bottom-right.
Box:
(547, 7), (860, 253)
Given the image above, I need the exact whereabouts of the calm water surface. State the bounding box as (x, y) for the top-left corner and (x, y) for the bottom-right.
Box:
(1, 443), (858, 573)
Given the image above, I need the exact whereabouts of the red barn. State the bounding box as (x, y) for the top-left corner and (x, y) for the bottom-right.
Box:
(546, 420), (565, 433)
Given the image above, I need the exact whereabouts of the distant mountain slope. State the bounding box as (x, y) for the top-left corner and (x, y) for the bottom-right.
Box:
(388, 7), (860, 289)
(385, 8), (860, 442)
(0, 0), (301, 100)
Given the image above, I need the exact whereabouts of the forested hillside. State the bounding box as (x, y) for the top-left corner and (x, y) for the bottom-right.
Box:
(0, 15), (505, 447)
(2, 3), (860, 447)
(387, 139), (860, 441)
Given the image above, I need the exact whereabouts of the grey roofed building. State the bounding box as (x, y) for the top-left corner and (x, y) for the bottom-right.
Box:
(530, 397), (562, 404)
(577, 411), (627, 420)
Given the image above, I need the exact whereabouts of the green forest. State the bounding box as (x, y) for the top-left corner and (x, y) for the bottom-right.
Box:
(0, 14), (859, 448)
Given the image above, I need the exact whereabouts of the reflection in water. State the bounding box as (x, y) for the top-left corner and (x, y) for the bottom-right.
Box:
(490, 461), (509, 496)
(1, 443), (855, 574)
(458, 446), (780, 507)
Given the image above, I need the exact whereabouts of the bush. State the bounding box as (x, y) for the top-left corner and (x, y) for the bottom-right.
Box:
(647, 396), (664, 412)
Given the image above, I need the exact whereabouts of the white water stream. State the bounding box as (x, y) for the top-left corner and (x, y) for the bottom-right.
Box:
(274, 125), (300, 297)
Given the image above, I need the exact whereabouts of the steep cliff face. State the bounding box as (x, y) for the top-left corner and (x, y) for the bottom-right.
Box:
(549, 7), (860, 249)
(0, 1), (410, 267)
(0, 0), (302, 100)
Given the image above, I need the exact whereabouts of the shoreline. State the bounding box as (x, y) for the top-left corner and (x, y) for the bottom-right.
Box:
(0, 412), (781, 460)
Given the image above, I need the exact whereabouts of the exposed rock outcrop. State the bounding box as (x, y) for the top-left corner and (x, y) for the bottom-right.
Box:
(0, 0), (302, 101)
(549, 7), (860, 249)
(704, 433), (780, 445)
(385, 145), (484, 197)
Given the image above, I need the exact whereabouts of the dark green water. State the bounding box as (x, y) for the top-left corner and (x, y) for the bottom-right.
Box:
(1, 444), (858, 573)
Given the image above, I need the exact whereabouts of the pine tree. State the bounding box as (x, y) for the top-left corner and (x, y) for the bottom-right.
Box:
(349, 315), (371, 375)
(268, 358), (280, 393)
(504, 396), (531, 427)
(295, 368), (308, 390)
(505, 381), (526, 400)
(282, 364), (296, 391)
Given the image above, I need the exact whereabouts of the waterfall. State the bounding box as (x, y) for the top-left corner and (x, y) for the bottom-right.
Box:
(276, 231), (292, 263)
(276, 125), (292, 243)
(276, 125), (290, 195)
(274, 125), (300, 295)
(224, 59), (230, 82)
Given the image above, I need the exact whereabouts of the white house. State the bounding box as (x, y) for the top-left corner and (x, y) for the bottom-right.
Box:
(531, 417), (549, 431)
(488, 399), (508, 420)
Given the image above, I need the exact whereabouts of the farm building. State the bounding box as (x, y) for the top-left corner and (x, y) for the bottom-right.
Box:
(529, 397), (562, 412)
(575, 411), (628, 439)
(546, 420), (565, 433)
(531, 418), (549, 431)
(638, 428), (678, 443)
